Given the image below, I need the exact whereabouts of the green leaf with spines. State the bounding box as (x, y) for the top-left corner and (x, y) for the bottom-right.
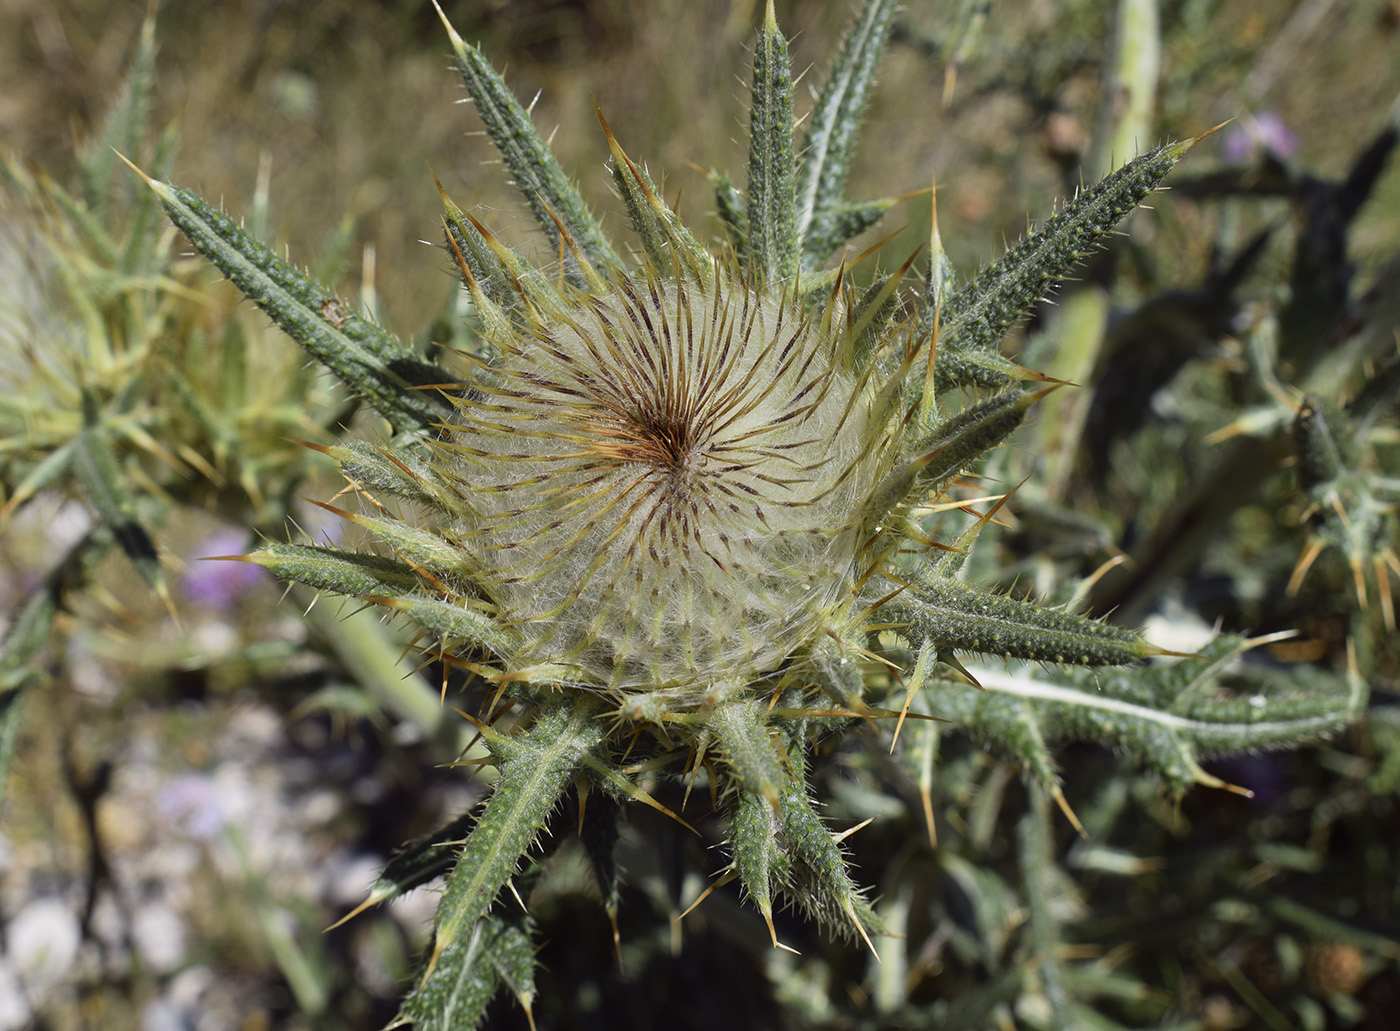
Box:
(374, 595), (517, 657)
(704, 695), (788, 803)
(870, 387), (1035, 530)
(73, 417), (163, 592)
(776, 776), (881, 942)
(439, 195), (514, 310)
(401, 912), (536, 1031)
(142, 177), (452, 433)
(428, 699), (606, 985)
(334, 508), (473, 579)
(746, 2), (800, 284)
(338, 811), (477, 925)
(79, 9), (156, 214)
(809, 637), (869, 712)
(324, 441), (457, 509)
(892, 572), (1155, 668)
(710, 170), (750, 260)
(577, 792), (624, 918)
(2, 438), (79, 520)
(730, 786), (789, 935)
(434, 5), (621, 278)
(247, 541), (422, 598)
(847, 272), (900, 368)
(729, 733), (879, 945)
(922, 635), (1369, 796)
(795, 0), (900, 267)
(936, 138), (1193, 390)
(601, 117), (712, 280)
(802, 197), (898, 269)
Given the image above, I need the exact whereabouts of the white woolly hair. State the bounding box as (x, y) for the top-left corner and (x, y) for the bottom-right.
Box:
(437, 268), (895, 690)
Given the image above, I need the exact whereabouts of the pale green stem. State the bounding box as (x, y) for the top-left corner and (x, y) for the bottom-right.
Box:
(298, 591), (456, 744)
(1037, 0), (1160, 499)
(1020, 784), (1070, 1028)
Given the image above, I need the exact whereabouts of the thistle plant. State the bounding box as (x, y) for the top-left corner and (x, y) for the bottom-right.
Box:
(124, 1), (1378, 1026)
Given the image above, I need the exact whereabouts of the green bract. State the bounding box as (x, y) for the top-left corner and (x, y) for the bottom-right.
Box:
(133, 1), (1370, 1026)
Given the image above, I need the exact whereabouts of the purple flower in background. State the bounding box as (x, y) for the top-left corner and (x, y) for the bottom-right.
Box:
(156, 773), (229, 841)
(1222, 110), (1299, 164)
(180, 530), (267, 610)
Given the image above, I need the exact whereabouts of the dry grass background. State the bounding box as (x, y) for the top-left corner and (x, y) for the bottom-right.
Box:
(6, 0), (1399, 329)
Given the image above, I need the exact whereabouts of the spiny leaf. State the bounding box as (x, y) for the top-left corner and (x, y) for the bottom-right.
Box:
(79, 8), (156, 213)
(930, 636), (1370, 796)
(319, 440), (457, 509)
(401, 912), (536, 1031)
(435, 174), (515, 310)
(431, 0), (620, 278)
(730, 786), (790, 944)
(73, 418), (163, 593)
(370, 595), (516, 657)
(135, 171), (452, 432)
(869, 387), (1036, 525)
(937, 138), (1194, 389)
(329, 810), (477, 931)
(710, 169), (749, 260)
(796, 0), (900, 266)
(705, 696), (788, 805)
(893, 573), (1156, 668)
(246, 541), (422, 598)
(597, 105), (712, 279)
(428, 699), (605, 979)
(802, 196), (898, 269)
(577, 792), (623, 919)
(778, 784), (881, 948)
(746, 1), (799, 283)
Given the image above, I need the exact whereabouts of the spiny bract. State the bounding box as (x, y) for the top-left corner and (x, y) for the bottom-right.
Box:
(144, 0), (1200, 1025)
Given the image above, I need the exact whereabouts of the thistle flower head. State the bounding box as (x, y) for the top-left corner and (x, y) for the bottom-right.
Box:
(446, 265), (894, 692)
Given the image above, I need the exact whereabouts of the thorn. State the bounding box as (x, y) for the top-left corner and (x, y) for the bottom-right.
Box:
(428, 0), (462, 47)
(1287, 537), (1326, 596)
(608, 908), (623, 970)
(1195, 765), (1254, 798)
(1192, 118), (1235, 145)
(324, 893), (379, 932)
(832, 816), (876, 844)
(111, 148), (155, 187)
(675, 870), (736, 923)
(420, 935), (446, 987)
(843, 900), (879, 961)
(921, 785), (938, 851)
(1050, 785), (1087, 840)
(938, 650), (983, 691)
(762, 909), (800, 954)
